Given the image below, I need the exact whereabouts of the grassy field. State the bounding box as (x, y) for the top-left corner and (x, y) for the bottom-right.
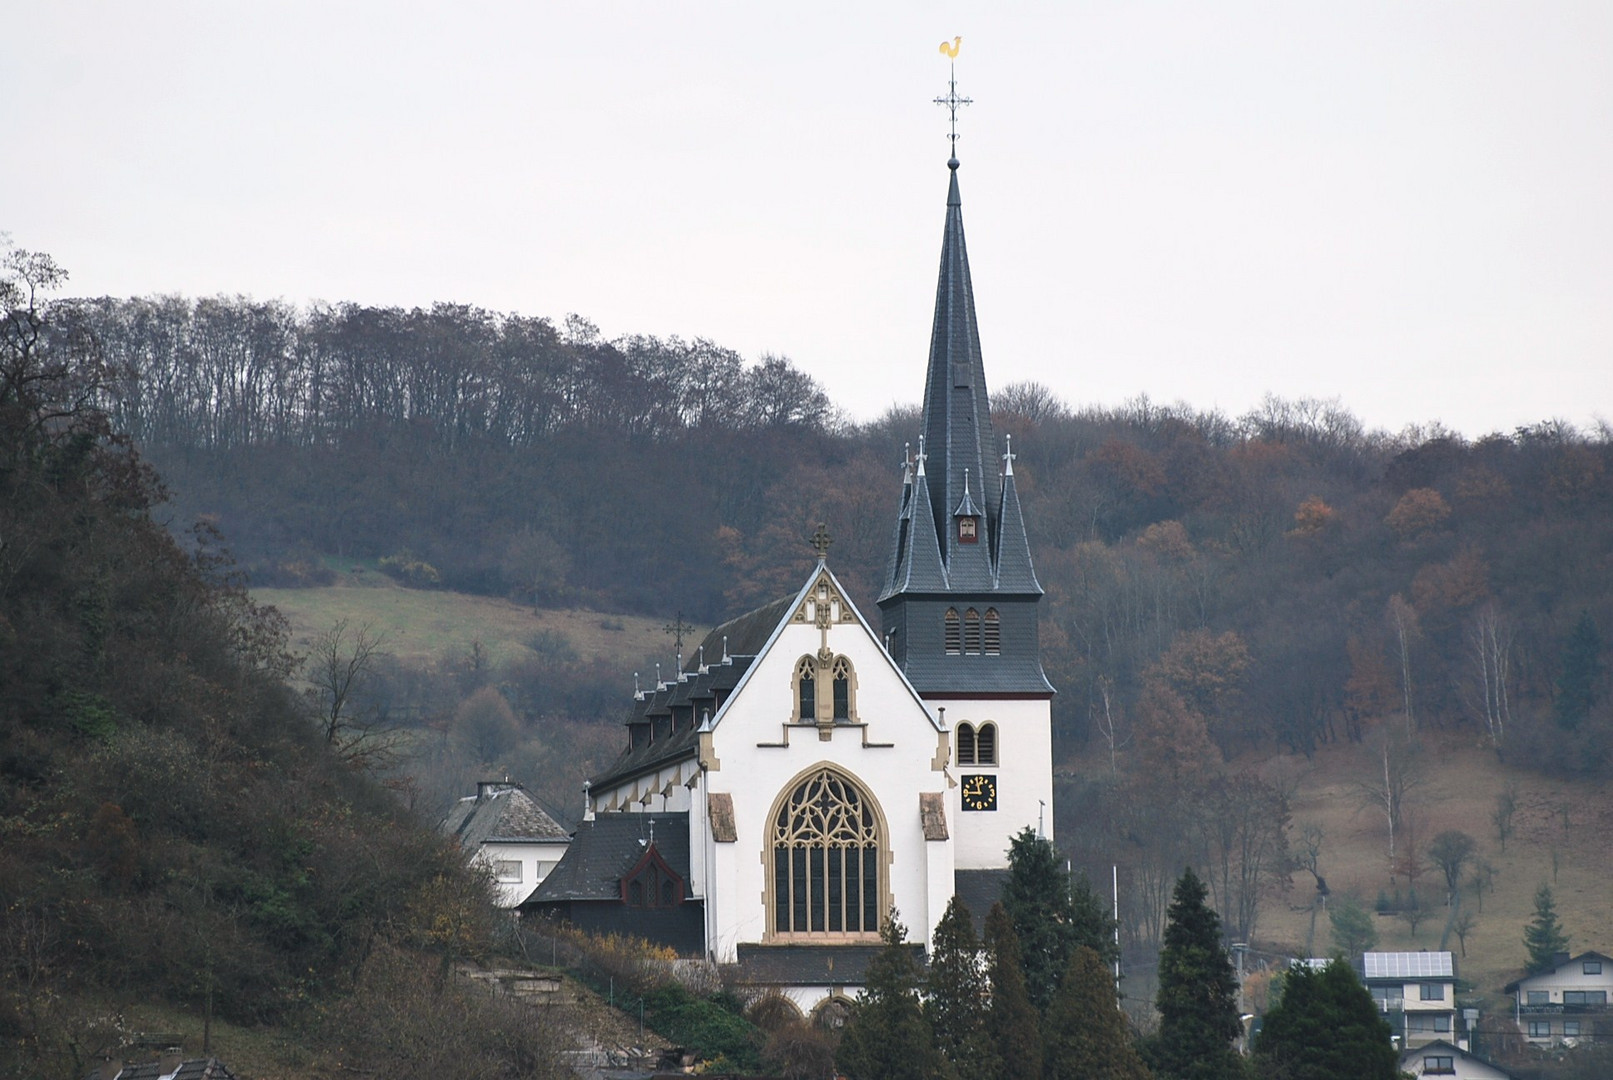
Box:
(254, 572), (693, 674)
(1245, 733), (1613, 1010)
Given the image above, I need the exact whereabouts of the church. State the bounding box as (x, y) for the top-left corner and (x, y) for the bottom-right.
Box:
(525, 146), (1055, 1013)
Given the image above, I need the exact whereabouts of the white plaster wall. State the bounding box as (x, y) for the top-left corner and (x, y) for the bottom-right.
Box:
(946, 697), (1053, 869)
(703, 615), (952, 963)
(476, 838), (571, 907)
(1518, 959), (1613, 999)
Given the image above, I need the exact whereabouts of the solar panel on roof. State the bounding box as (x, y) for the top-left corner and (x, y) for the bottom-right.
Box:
(1363, 952), (1453, 979)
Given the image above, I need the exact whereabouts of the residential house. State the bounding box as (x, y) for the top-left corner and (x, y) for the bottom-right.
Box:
(1503, 950), (1611, 1046)
(439, 780), (570, 908)
(1399, 1039), (1520, 1079)
(1362, 951), (1461, 1050)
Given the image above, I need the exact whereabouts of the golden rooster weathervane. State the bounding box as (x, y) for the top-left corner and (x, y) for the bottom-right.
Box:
(934, 36), (971, 161)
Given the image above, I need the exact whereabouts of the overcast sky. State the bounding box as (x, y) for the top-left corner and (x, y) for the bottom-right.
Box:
(5, 3), (1611, 436)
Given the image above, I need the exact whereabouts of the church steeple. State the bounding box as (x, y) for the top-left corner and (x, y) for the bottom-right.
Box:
(878, 153), (1052, 697)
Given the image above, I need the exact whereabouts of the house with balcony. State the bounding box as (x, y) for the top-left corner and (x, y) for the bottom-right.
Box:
(1503, 950), (1611, 1047)
(1362, 951), (1461, 1050)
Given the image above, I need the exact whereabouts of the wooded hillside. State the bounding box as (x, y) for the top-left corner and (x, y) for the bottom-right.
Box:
(0, 258), (570, 1078)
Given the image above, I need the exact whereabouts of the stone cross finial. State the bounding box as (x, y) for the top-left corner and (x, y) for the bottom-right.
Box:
(810, 522), (832, 560)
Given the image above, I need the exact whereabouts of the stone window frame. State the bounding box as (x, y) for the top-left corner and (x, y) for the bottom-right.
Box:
(764, 764), (887, 942)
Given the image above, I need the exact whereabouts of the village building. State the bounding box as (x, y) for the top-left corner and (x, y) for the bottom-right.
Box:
(524, 146), (1055, 1009)
(439, 780), (571, 908)
(1503, 950), (1612, 1047)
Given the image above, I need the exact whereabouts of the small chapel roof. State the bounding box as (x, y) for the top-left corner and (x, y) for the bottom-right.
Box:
(525, 812), (690, 904)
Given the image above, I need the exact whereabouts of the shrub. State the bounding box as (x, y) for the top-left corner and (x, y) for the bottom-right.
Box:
(378, 551), (441, 587)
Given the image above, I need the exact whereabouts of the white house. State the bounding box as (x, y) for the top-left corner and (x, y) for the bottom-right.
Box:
(1398, 1040), (1520, 1080)
(1362, 951), (1461, 1050)
(1504, 950), (1611, 1047)
(525, 149), (1056, 1011)
(439, 781), (571, 908)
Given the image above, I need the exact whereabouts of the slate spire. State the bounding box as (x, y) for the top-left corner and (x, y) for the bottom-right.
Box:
(920, 158), (997, 591)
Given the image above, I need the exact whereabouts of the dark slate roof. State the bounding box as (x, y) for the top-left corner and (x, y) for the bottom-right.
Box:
(439, 782), (569, 847)
(954, 868), (1009, 933)
(526, 813), (691, 904)
(692, 594), (797, 668)
(591, 593), (797, 791)
(880, 452), (949, 599)
(101, 1060), (236, 1080)
(901, 654), (1056, 697)
(922, 160), (998, 591)
(731, 943), (926, 986)
(992, 453), (1042, 595)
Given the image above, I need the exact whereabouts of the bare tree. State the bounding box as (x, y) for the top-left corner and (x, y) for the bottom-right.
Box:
(1428, 830), (1477, 905)
(1492, 781), (1519, 852)
(307, 619), (396, 766)
(1385, 594), (1420, 735)
(1356, 729), (1423, 861)
(1093, 676), (1130, 775)
(1463, 603), (1513, 744)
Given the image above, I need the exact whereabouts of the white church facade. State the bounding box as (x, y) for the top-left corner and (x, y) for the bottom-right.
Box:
(526, 150), (1054, 1010)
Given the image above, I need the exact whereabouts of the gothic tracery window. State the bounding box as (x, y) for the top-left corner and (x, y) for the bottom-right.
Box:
(770, 768), (881, 937)
(795, 657), (815, 722)
(832, 656), (854, 720)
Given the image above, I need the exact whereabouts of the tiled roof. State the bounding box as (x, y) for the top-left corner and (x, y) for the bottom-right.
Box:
(439, 783), (569, 848)
(900, 655), (1056, 696)
(730, 943), (925, 986)
(525, 812), (690, 904)
(1363, 951), (1454, 980)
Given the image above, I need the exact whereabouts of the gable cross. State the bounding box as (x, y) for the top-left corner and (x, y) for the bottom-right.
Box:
(810, 522), (832, 561)
(663, 610), (694, 652)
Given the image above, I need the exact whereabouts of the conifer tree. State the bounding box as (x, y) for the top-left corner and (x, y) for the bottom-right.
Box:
(1044, 945), (1152, 1080)
(837, 911), (949, 1080)
(984, 902), (1042, 1080)
(1149, 868), (1244, 1080)
(1524, 883), (1570, 974)
(923, 896), (998, 1078)
(1252, 959), (1398, 1080)
(1003, 826), (1118, 1014)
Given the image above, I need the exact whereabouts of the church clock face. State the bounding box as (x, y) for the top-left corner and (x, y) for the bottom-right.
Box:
(960, 774), (997, 812)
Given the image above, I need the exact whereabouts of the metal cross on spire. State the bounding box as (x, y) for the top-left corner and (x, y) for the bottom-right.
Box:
(663, 610), (694, 651)
(810, 522), (833, 561)
(934, 36), (971, 162)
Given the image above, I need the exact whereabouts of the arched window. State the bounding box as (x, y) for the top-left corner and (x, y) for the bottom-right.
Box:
(976, 722), (998, 765)
(957, 722), (977, 765)
(770, 768), (881, 936)
(944, 608), (961, 655)
(622, 850), (683, 908)
(984, 608), (1001, 655)
(795, 657), (816, 722)
(964, 608), (982, 655)
(832, 656), (854, 720)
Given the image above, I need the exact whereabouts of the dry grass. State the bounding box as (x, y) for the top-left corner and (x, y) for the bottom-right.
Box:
(1248, 732), (1613, 1010)
(253, 575), (694, 673)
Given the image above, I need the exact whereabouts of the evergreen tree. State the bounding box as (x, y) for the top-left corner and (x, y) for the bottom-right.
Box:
(836, 911), (950, 1080)
(1252, 959), (1398, 1080)
(1327, 895), (1378, 960)
(1555, 611), (1604, 730)
(1149, 868), (1245, 1080)
(923, 896), (998, 1078)
(1524, 883), (1570, 974)
(1003, 826), (1118, 1014)
(1044, 946), (1152, 1080)
(984, 902), (1042, 1080)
